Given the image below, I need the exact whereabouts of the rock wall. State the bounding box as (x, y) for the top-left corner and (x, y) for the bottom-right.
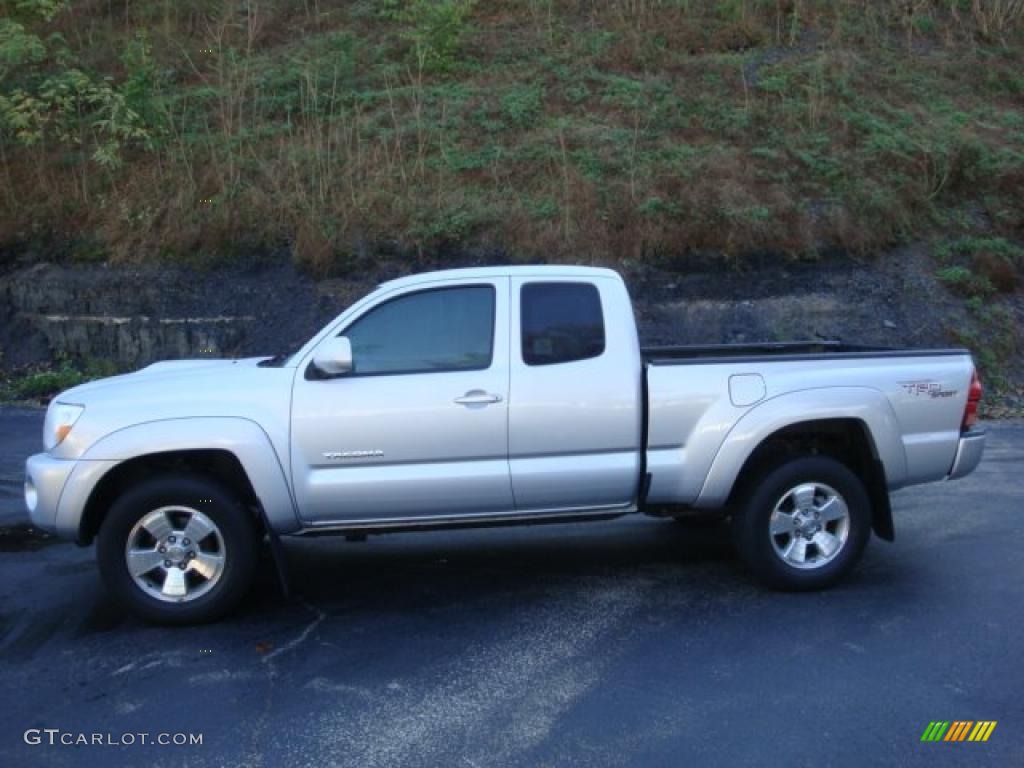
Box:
(0, 246), (1008, 373)
(0, 261), (374, 368)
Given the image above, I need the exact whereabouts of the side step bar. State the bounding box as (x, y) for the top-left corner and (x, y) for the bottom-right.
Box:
(288, 505), (636, 538)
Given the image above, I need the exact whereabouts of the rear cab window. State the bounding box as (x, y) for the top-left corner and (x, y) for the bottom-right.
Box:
(520, 282), (605, 366)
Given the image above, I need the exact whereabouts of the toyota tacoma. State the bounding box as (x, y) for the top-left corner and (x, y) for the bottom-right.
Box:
(24, 266), (987, 623)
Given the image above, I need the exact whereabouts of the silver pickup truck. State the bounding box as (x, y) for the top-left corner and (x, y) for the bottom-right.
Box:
(24, 266), (986, 623)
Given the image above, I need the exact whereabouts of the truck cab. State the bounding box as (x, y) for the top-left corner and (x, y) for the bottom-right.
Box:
(288, 267), (643, 526)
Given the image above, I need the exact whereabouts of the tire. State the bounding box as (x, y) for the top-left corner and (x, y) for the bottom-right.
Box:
(731, 456), (871, 591)
(96, 474), (259, 625)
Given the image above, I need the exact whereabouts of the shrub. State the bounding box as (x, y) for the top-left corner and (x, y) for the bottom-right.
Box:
(5, 358), (119, 401)
(936, 265), (995, 297)
(501, 83), (544, 127)
(381, 0), (476, 74)
(940, 237), (1023, 294)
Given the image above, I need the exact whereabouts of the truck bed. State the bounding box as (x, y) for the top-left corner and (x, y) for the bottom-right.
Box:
(641, 339), (977, 509)
(642, 341), (969, 365)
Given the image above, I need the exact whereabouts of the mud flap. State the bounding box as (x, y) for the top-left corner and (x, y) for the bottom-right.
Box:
(255, 504), (291, 598)
(868, 459), (895, 542)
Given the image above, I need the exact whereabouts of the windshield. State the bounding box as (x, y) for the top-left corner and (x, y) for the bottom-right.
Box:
(257, 286), (386, 368)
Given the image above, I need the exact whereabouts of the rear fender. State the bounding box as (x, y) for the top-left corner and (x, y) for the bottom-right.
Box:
(695, 387), (907, 508)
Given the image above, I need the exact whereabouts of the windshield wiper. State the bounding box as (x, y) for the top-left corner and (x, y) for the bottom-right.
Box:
(258, 352), (290, 368)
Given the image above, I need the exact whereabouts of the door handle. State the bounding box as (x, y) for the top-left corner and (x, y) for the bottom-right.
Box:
(454, 390), (503, 406)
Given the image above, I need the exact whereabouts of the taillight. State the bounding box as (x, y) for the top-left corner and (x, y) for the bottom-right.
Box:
(962, 369), (983, 432)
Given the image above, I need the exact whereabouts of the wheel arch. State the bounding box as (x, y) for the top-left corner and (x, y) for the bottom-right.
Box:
(70, 417), (299, 544)
(79, 449), (259, 545)
(696, 388), (905, 541)
(730, 418), (893, 540)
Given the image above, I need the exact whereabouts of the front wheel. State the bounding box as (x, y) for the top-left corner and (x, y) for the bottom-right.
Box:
(731, 456), (871, 591)
(97, 474), (259, 624)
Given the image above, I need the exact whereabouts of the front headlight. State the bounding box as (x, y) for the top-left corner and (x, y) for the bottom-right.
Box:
(44, 402), (85, 452)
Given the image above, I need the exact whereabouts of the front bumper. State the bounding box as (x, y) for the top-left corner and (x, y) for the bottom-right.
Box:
(948, 428), (987, 480)
(24, 453), (76, 534)
(25, 453), (120, 540)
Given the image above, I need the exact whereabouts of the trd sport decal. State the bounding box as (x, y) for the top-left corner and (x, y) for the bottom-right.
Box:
(899, 380), (958, 398)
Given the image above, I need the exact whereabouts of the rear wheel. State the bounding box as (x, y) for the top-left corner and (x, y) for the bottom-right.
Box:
(731, 456), (871, 590)
(97, 474), (259, 624)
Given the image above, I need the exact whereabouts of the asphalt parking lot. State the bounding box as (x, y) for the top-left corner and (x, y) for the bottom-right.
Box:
(0, 406), (1021, 767)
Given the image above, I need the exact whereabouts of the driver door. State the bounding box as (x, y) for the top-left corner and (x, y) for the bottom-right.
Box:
(289, 277), (513, 524)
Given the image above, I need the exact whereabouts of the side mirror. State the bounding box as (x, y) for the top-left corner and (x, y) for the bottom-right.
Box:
(312, 336), (353, 376)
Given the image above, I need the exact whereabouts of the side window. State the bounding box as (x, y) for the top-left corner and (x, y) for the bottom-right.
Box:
(343, 285), (495, 375)
(521, 282), (605, 366)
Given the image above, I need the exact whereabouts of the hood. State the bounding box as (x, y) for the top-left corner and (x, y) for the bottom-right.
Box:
(49, 356), (295, 459)
(60, 357), (269, 400)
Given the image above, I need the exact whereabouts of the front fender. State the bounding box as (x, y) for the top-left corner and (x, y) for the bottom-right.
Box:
(74, 417), (300, 534)
(694, 387), (907, 508)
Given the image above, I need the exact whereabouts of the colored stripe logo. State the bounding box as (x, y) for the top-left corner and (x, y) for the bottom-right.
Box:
(921, 721), (996, 742)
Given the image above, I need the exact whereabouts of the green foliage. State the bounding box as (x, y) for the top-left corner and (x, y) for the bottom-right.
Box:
(1, 68), (154, 165)
(6, 0), (68, 22)
(946, 236), (1024, 264)
(381, 0), (476, 74)
(0, 4), (158, 168)
(1, 0), (1024, 268)
(411, 199), (490, 244)
(528, 195), (559, 220)
(0, 19), (45, 77)
(117, 32), (165, 133)
(935, 236), (1022, 297)
(936, 265), (995, 297)
(713, 0), (749, 22)
(637, 195), (680, 218)
(599, 75), (646, 111)
(225, 31), (360, 122)
(501, 83), (544, 127)
(564, 82), (590, 105)
(2, 357), (119, 402)
(569, 146), (606, 182)
(913, 15), (936, 35)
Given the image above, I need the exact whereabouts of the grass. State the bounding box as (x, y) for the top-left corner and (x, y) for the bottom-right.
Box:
(0, 1), (1022, 271)
(936, 236), (1023, 295)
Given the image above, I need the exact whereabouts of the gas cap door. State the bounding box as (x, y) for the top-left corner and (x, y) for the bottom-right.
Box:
(729, 373), (766, 407)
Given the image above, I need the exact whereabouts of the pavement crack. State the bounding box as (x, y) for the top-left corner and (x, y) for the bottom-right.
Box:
(261, 600), (326, 665)
(245, 600), (327, 768)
